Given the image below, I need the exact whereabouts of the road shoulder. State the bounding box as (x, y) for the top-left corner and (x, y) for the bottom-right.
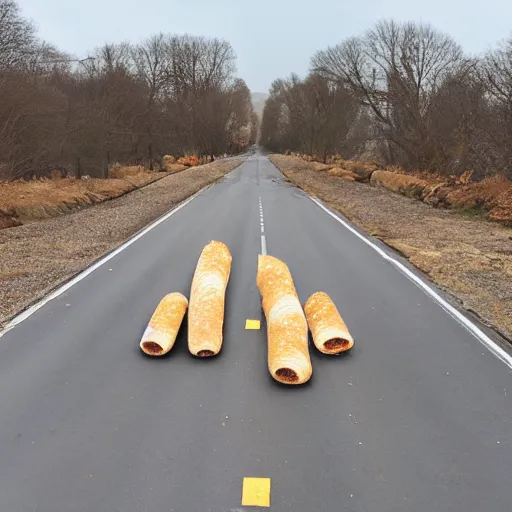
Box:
(0, 158), (244, 326)
(269, 154), (512, 342)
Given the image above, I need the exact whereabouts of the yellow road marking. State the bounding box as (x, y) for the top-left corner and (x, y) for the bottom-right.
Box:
(242, 477), (271, 507)
(245, 319), (261, 330)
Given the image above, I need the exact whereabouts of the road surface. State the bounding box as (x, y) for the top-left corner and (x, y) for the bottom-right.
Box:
(0, 154), (511, 512)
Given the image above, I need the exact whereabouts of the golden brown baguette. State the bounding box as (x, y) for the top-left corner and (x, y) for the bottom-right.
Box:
(304, 292), (354, 354)
(140, 293), (188, 356)
(257, 255), (312, 384)
(188, 240), (232, 357)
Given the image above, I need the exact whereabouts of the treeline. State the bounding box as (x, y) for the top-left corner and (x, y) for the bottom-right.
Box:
(261, 20), (512, 179)
(0, 1), (257, 180)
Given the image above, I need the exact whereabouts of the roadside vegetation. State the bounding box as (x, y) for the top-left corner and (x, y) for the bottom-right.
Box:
(276, 153), (512, 225)
(260, 20), (512, 223)
(0, 156), (223, 228)
(0, 166), (167, 228)
(0, 0), (257, 228)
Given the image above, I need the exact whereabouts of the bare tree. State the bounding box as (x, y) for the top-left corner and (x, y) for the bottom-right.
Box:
(480, 36), (512, 175)
(0, 0), (36, 71)
(131, 34), (169, 168)
(0, 2), (261, 180)
(312, 20), (471, 170)
(260, 73), (360, 160)
(482, 37), (512, 107)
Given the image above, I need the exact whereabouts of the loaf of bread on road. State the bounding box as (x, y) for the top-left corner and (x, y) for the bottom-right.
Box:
(304, 292), (354, 354)
(257, 255), (312, 384)
(140, 292), (188, 356)
(188, 240), (232, 357)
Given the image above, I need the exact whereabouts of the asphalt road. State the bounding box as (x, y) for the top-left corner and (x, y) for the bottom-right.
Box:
(0, 154), (511, 512)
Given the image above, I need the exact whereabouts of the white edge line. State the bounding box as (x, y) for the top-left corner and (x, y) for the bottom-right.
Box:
(0, 188), (205, 338)
(309, 196), (512, 370)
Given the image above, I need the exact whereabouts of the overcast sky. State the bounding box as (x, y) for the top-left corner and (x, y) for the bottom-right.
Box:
(18, 0), (512, 92)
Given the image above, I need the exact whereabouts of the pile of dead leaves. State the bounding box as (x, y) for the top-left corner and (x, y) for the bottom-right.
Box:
(177, 155), (200, 167)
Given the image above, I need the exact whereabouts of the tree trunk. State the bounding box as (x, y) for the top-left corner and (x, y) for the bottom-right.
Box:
(105, 151), (110, 179)
(148, 143), (153, 170)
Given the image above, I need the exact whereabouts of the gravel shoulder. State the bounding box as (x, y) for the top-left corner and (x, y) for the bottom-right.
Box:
(0, 158), (244, 325)
(270, 154), (512, 341)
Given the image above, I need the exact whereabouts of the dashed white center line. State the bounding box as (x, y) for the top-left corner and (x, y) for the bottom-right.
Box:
(261, 236), (267, 255)
(258, 196), (267, 255)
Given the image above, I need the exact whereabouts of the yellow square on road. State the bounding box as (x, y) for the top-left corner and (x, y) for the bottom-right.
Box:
(245, 319), (261, 330)
(242, 477), (271, 507)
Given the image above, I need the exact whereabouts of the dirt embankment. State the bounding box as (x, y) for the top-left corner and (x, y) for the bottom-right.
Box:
(0, 162), (210, 229)
(270, 154), (512, 341)
(284, 152), (512, 225)
(0, 158), (244, 325)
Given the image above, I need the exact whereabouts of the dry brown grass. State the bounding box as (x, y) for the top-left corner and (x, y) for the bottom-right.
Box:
(270, 153), (512, 340)
(344, 161), (378, 180)
(370, 170), (431, 199)
(282, 153), (512, 224)
(166, 164), (188, 173)
(310, 162), (332, 171)
(161, 155), (193, 173)
(370, 167), (512, 224)
(385, 166), (444, 184)
(328, 168), (358, 181)
(0, 170), (165, 223)
(108, 165), (145, 179)
(488, 187), (512, 223)
(443, 174), (510, 209)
